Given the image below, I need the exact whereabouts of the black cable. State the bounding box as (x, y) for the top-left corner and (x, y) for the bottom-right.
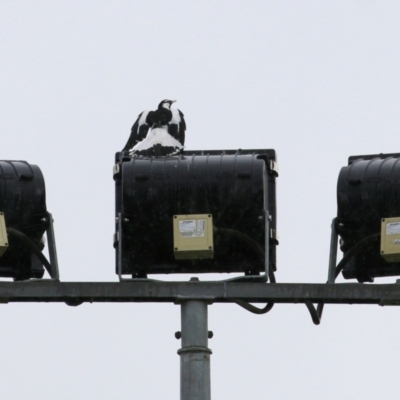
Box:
(334, 233), (380, 279)
(214, 226), (276, 314)
(305, 301), (322, 325)
(7, 228), (53, 278)
(213, 226), (265, 266)
(305, 232), (381, 325)
(234, 298), (274, 314)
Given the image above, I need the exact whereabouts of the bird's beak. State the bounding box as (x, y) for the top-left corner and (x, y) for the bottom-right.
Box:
(171, 100), (177, 103)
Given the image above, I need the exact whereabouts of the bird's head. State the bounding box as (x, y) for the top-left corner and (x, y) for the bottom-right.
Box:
(158, 99), (176, 110)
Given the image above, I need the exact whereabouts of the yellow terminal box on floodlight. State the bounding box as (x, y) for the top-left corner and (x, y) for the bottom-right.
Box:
(0, 213), (9, 257)
(173, 214), (214, 260)
(381, 217), (400, 262)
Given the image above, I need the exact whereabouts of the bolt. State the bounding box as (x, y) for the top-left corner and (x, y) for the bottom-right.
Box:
(208, 331), (214, 339)
(175, 331), (181, 339)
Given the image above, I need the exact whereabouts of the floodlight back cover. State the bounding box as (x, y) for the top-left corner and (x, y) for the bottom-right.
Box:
(0, 160), (48, 280)
(337, 153), (400, 281)
(114, 149), (278, 277)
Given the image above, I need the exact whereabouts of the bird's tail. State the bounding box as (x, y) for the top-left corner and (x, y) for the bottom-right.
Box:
(130, 127), (184, 154)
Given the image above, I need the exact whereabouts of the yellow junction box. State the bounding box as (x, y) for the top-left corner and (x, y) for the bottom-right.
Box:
(381, 217), (400, 262)
(173, 214), (214, 260)
(0, 213), (8, 257)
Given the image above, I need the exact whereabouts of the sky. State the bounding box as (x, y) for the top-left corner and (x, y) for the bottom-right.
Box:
(1, 1), (400, 399)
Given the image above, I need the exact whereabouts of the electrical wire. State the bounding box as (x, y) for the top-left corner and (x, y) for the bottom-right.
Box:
(213, 226), (276, 314)
(7, 228), (54, 278)
(305, 232), (381, 325)
(334, 233), (380, 279)
(213, 226), (265, 266)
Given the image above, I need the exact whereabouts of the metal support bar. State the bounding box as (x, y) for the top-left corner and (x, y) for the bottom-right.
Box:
(46, 212), (59, 281)
(327, 218), (338, 284)
(0, 281), (399, 304)
(178, 301), (211, 400)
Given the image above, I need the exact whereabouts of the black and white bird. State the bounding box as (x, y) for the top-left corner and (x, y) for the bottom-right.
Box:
(122, 99), (186, 157)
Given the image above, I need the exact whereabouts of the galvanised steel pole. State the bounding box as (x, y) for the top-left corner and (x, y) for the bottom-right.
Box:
(178, 300), (211, 400)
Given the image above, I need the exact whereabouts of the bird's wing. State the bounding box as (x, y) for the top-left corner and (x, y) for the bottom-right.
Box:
(122, 110), (153, 151)
(168, 108), (186, 145)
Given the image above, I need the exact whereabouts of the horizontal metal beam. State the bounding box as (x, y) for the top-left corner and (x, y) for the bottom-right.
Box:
(0, 281), (399, 306)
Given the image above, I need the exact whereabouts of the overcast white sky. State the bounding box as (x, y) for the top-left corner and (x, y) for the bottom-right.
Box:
(1, 1), (400, 399)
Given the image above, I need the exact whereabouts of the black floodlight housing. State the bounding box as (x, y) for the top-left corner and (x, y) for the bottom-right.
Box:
(336, 153), (400, 282)
(114, 149), (278, 279)
(0, 160), (58, 281)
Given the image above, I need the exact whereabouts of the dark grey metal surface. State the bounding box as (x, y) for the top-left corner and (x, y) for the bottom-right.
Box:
(0, 281), (399, 305)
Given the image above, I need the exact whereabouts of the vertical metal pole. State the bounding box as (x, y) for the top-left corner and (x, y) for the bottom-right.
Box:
(178, 300), (212, 400)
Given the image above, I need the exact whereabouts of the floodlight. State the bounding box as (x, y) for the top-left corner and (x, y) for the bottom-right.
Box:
(336, 153), (400, 282)
(0, 160), (58, 280)
(114, 149), (278, 279)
